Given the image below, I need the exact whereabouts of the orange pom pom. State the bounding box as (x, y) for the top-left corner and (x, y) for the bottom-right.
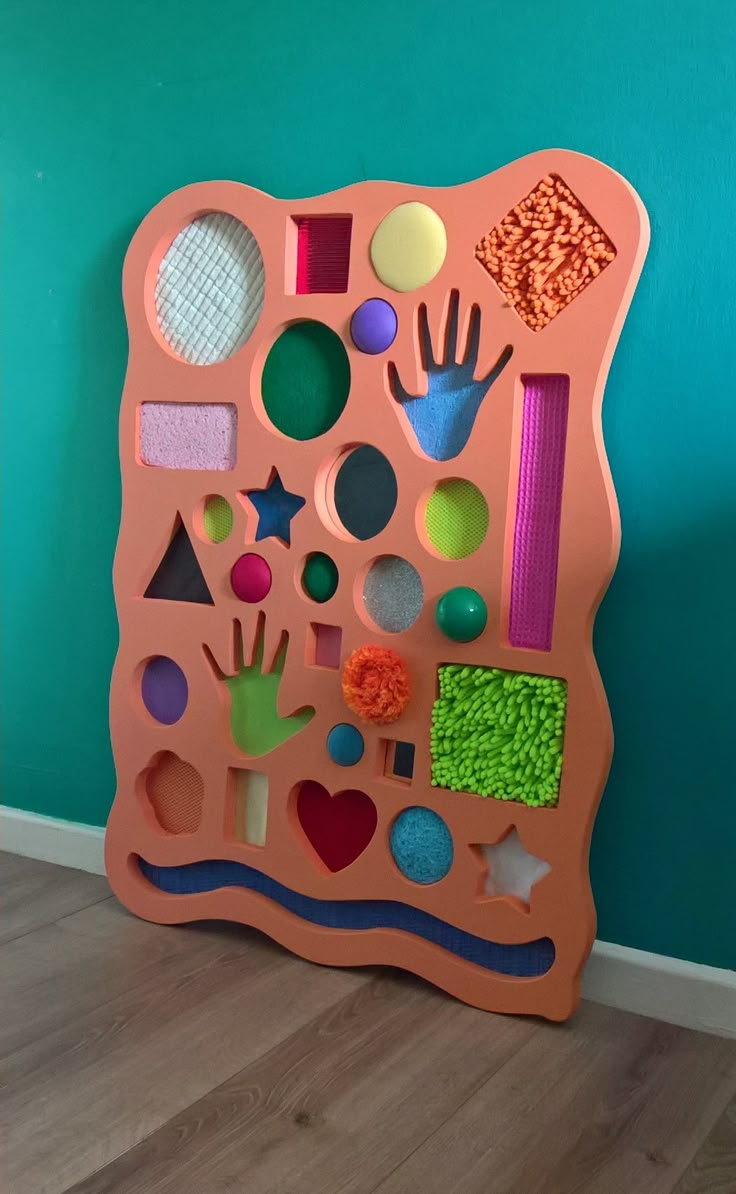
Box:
(341, 645), (411, 725)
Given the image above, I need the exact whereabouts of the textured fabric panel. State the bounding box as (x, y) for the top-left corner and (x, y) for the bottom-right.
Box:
(509, 375), (569, 651)
(139, 857), (555, 977)
(139, 402), (237, 471)
(155, 213), (265, 365)
(202, 496), (233, 543)
(363, 556), (423, 632)
(425, 479), (489, 559)
(295, 216), (352, 293)
(145, 754), (204, 834)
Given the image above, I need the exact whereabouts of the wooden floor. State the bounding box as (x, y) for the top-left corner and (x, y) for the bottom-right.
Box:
(1, 854), (735, 1194)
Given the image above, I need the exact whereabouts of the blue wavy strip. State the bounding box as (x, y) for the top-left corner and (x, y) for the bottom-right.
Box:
(138, 858), (554, 978)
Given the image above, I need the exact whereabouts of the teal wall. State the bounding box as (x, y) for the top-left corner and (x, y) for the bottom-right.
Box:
(2, 1), (734, 968)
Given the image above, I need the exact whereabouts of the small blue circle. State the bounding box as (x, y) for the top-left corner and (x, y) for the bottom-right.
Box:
(327, 723), (365, 767)
(390, 807), (453, 884)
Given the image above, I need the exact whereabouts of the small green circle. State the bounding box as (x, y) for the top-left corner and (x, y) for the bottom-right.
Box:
(303, 552), (338, 602)
(435, 586), (487, 642)
(261, 321), (350, 441)
(202, 495), (233, 543)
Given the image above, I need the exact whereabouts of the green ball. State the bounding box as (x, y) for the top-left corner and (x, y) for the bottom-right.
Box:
(435, 586), (487, 642)
(302, 552), (338, 603)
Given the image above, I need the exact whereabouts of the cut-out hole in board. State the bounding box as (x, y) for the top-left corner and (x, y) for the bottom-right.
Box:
(301, 552), (339, 603)
(155, 212), (264, 363)
(328, 445), (397, 540)
(508, 375), (569, 651)
(475, 174), (616, 331)
(243, 470), (305, 546)
(139, 403), (237, 471)
(306, 623), (342, 669)
(478, 829), (550, 909)
(201, 495), (233, 544)
(389, 293), (512, 461)
(139, 857), (555, 976)
(144, 752), (203, 834)
(141, 656), (189, 725)
(205, 618), (314, 756)
(425, 479), (488, 559)
(144, 518), (214, 604)
(295, 780), (377, 872)
(261, 322), (350, 441)
(293, 215), (352, 294)
(432, 663), (567, 807)
(362, 556), (423, 633)
(231, 769), (268, 846)
(382, 739), (415, 783)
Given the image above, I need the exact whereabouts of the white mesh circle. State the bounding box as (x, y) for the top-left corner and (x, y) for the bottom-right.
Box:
(155, 212), (265, 365)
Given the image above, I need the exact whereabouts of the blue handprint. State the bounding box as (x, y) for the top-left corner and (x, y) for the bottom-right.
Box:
(388, 291), (513, 461)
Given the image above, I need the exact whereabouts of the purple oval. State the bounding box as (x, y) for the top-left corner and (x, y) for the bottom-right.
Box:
(141, 656), (188, 725)
(350, 298), (398, 355)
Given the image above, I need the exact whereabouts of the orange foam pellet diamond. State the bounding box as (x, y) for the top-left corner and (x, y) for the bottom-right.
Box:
(475, 174), (616, 331)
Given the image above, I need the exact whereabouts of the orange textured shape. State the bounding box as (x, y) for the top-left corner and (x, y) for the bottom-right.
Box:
(145, 752), (204, 834)
(475, 173), (617, 331)
(341, 646), (411, 725)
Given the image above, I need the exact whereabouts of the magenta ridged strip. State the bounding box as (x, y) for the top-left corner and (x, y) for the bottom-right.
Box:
(295, 217), (352, 294)
(509, 375), (570, 651)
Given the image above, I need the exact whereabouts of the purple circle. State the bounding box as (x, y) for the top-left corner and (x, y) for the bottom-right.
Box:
(350, 298), (398, 355)
(141, 656), (188, 725)
(231, 553), (272, 602)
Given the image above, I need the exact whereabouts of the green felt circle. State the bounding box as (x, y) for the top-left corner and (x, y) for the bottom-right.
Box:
(435, 586), (487, 643)
(303, 552), (339, 602)
(261, 322), (350, 441)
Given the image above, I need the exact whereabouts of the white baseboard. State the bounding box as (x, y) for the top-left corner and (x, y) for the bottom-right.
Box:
(582, 939), (736, 1039)
(2, 806), (734, 1037)
(2, 806), (106, 875)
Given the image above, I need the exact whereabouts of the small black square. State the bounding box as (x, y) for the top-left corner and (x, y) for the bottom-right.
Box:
(392, 741), (415, 780)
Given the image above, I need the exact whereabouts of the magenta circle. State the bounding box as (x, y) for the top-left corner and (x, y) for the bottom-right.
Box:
(231, 553), (272, 602)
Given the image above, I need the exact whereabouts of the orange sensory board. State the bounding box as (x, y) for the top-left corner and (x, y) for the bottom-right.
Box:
(106, 150), (649, 1021)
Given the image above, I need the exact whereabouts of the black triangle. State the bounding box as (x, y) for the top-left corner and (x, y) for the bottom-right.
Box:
(144, 519), (214, 604)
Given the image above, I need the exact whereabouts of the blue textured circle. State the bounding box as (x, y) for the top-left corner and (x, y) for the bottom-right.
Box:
(390, 807), (453, 884)
(327, 723), (365, 767)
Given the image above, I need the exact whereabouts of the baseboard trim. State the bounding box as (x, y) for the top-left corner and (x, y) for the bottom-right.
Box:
(2, 806), (106, 875)
(2, 806), (734, 1037)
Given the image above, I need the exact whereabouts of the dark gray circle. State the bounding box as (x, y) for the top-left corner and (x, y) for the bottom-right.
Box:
(333, 445), (397, 540)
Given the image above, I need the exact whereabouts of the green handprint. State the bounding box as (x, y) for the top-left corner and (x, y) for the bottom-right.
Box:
(207, 618), (314, 755)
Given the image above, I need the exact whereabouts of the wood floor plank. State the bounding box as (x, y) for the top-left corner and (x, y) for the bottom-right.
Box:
(0, 853), (109, 945)
(3, 856), (735, 1194)
(0, 907), (364, 1194)
(372, 1004), (736, 1194)
(62, 972), (538, 1194)
(673, 1093), (736, 1193)
(0, 896), (277, 1060)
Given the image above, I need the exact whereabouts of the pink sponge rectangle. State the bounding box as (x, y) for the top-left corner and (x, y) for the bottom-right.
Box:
(139, 403), (237, 470)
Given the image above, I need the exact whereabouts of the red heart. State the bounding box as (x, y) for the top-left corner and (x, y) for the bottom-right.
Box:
(296, 781), (377, 872)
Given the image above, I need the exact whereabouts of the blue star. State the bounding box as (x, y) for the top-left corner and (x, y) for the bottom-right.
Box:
(246, 471), (305, 545)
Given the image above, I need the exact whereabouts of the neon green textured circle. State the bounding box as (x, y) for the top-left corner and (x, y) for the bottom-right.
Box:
(370, 202), (447, 292)
(203, 495), (234, 543)
(425, 480), (488, 559)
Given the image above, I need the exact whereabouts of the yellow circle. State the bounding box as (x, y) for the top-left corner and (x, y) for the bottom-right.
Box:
(425, 480), (488, 559)
(370, 202), (447, 292)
